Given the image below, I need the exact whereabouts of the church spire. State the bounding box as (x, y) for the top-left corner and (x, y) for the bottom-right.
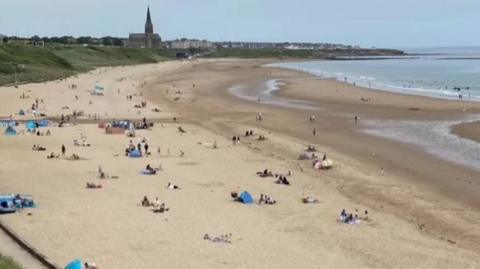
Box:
(145, 6), (154, 34)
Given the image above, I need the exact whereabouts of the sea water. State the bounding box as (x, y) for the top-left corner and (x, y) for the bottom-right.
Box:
(268, 47), (480, 101)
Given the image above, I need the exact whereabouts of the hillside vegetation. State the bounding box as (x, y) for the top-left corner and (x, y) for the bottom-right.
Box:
(0, 45), (176, 86)
(204, 48), (404, 59)
(0, 254), (24, 269)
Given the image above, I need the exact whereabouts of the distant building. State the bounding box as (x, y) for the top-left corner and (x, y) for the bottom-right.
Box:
(0, 34), (5, 44)
(165, 39), (214, 49)
(128, 7), (162, 48)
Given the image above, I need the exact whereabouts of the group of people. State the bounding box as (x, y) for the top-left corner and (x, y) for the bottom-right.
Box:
(126, 139), (150, 156)
(339, 209), (369, 224)
(203, 233), (232, 244)
(141, 195), (169, 213)
(258, 194), (276, 205)
(245, 130), (254, 136)
(274, 175), (290, 185)
(231, 136), (241, 145)
(32, 144), (46, 151)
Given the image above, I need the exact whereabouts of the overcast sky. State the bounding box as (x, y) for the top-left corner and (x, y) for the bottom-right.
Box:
(1, 0), (479, 48)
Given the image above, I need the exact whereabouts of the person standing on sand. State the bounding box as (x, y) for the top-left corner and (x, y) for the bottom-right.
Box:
(61, 144), (66, 156)
(354, 115), (360, 124)
(313, 128), (316, 136)
(144, 143), (149, 154)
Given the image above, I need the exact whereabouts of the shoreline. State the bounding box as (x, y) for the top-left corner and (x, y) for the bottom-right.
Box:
(268, 61), (480, 103)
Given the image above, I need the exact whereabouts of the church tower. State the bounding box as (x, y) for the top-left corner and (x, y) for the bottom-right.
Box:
(145, 7), (154, 34)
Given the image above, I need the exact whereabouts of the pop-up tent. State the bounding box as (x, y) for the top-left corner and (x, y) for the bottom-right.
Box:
(239, 191), (254, 204)
(38, 119), (49, 127)
(0, 196), (16, 214)
(19, 109), (25, 115)
(65, 259), (82, 269)
(129, 149), (142, 158)
(4, 126), (17, 136)
(26, 121), (37, 129)
(91, 84), (104, 96)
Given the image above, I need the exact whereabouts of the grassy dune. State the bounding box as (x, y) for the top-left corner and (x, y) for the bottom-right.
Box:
(0, 254), (24, 269)
(0, 45), (175, 86)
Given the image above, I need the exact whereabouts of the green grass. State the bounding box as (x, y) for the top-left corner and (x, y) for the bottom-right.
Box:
(0, 254), (24, 269)
(0, 44), (176, 86)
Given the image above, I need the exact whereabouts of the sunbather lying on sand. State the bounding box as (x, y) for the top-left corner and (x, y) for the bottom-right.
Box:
(302, 196), (319, 204)
(144, 164), (156, 175)
(152, 203), (169, 213)
(167, 182), (180, 190)
(256, 169), (273, 177)
(46, 152), (59, 159)
(203, 233), (232, 244)
(84, 262), (98, 269)
(33, 145), (46, 151)
(86, 182), (102, 189)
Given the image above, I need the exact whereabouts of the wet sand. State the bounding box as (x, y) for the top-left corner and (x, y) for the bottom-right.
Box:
(451, 120), (480, 143)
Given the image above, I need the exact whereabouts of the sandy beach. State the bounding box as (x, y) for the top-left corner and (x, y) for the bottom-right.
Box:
(1, 59), (479, 268)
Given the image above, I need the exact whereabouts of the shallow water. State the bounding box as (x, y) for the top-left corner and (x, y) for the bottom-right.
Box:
(362, 115), (480, 171)
(268, 47), (480, 101)
(228, 79), (321, 110)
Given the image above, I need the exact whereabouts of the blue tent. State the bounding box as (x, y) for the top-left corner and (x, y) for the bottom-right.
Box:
(26, 121), (36, 129)
(239, 191), (254, 204)
(65, 259), (82, 269)
(0, 196), (16, 214)
(38, 119), (49, 127)
(4, 126), (17, 136)
(129, 149), (142, 158)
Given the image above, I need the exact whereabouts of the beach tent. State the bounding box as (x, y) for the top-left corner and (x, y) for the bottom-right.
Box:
(38, 119), (49, 127)
(129, 149), (142, 158)
(65, 259), (82, 269)
(91, 84), (104, 96)
(26, 121), (36, 129)
(19, 109), (25, 115)
(4, 126), (17, 136)
(239, 191), (254, 204)
(0, 196), (16, 214)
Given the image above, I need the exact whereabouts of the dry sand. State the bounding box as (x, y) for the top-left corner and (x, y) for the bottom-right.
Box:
(0, 59), (479, 268)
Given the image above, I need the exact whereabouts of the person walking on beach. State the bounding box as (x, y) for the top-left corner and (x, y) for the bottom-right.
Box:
(354, 115), (360, 124)
(144, 143), (149, 154)
(313, 128), (316, 136)
(61, 144), (66, 156)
